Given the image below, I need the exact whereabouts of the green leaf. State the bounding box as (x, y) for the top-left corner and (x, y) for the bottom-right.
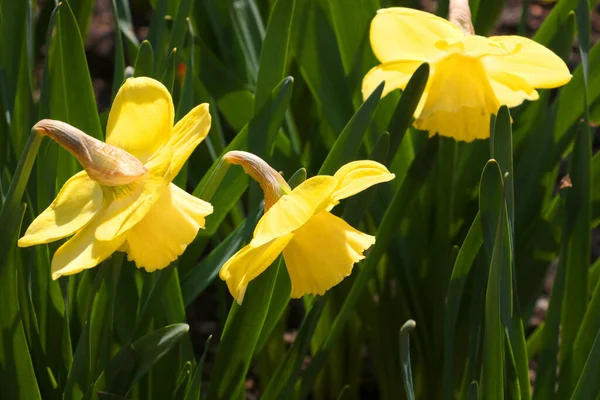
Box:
(399, 320), (416, 400)
(10, 0), (34, 158)
(479, 160), (505, 400)
(491, 106), (514, 228)
(386, 63), (429, 162)
(491, 107), (530, 399)
(192, 77), (293, 236)
(161, 47), (177, 94)
(68, 0), (95, 40)
(504, 332), (522, 400)
(532, 0), (593, 47)
(146, 0), (168, 73)
(319, 81), (384, 175)
(183, 336), (212, 400)
(47, 2), (102, 140)
(557, 2), (593, 394)
(472, 0), (504, 36)
(93, 324), (190, 396)
(176, 19), (196, 122)
(45, 1), (102, 189)
(206, 259), (284, 400)
(569, 327), (600, 400)
(133, 40), (154, 78)
(0, 0), (28, 116)
(533, 196), (569, 399)
(342, 132), (390, 226)
(254, 257), (291, 354)
(254, 0), (295, 111)
(261, 298), (326, 400)
(293, 1), (353, 133)
(325, 0), (378, 75)
(0, 131), (42, 256)
(180, 204), (262, 306)
(443, 212), (482, 400)
(64, 255), (123, 400)
(0, 204), (41, 399)
(110, 0), (126, 99)
(167, 0), (193, 53)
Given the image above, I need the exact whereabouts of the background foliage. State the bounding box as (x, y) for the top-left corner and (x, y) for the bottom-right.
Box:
(0, 0), (599, 399)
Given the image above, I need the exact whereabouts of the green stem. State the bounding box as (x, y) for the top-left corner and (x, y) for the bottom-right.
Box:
(0, 130), (43, 243)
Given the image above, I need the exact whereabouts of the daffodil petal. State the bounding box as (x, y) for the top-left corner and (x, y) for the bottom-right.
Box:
(415, 53), (499, 142)
(331, 161), (395, 204)
(252, 176), (337, 247)
(219, 233), (294, 304)
(361, 60), (424, 101)
(370, 7), (463, 64)
(165, 104), (212, 181)
(94, 148), (172, 241)
(483, 36), (572, 89)
(106, 77), (174, 162)
(18, 171), (103, 247)
(126, 183), (213, 272)
(488, 72), (539, 108)
(51, 212), (126, 280)
(282, 211), (375, 298)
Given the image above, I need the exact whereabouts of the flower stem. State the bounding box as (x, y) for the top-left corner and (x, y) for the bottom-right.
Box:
(0, 130), (43, 241)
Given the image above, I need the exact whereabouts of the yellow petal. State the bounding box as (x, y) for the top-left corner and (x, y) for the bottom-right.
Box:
(219, 234), (294, 304)
(331, 161), (395, 203)
(488, 72), (539, 108)
(415, 53), (500, 142)
(18, 171), (103, 247)
(94, 148), (172, 241)
(252, 176), (337, 247)
(126, 183), (213, 272)
(370, 8), (463, 64)
(282, 211), (375, 298)
(51, 211), (126, 280)
(106, 77), (174, 162)
(483, 36), (572, 89)
(165, 104), (212, 181)
(361, 60), (424, 101)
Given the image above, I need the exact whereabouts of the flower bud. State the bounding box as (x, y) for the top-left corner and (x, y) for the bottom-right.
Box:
(223, 151), (291, 210)
(449, 0), (474, 35)
(33, 119), (147, 186)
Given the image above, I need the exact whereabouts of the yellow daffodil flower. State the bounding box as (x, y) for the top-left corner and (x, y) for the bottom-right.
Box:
(19, 77), (213, 279)
(219, 151), (395, 303)
(362, 7), (572, 142)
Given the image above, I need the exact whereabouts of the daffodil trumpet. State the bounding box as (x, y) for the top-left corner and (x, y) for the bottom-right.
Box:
(19, 77), (214, 279)
(362, 7), (572, 142)
(219, 151), (395, 304)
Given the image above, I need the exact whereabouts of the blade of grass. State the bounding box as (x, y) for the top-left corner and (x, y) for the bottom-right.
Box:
(92, 324), (190, 395)
(318, 81), (384, 175)
(261, 298), (326, 400)
(181, 205), (263, 306)
(400, 320), (416, 400)
(0, 204), (41, 399)
(254, 0), (295, 111)
(443, 212), (483, 400)
(479, 160), (505, 400)
(559, 0), (592, 391)
(133, 40), (154, 78)
(206, 257), (285, 400)
(183, 336), (212, 400)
